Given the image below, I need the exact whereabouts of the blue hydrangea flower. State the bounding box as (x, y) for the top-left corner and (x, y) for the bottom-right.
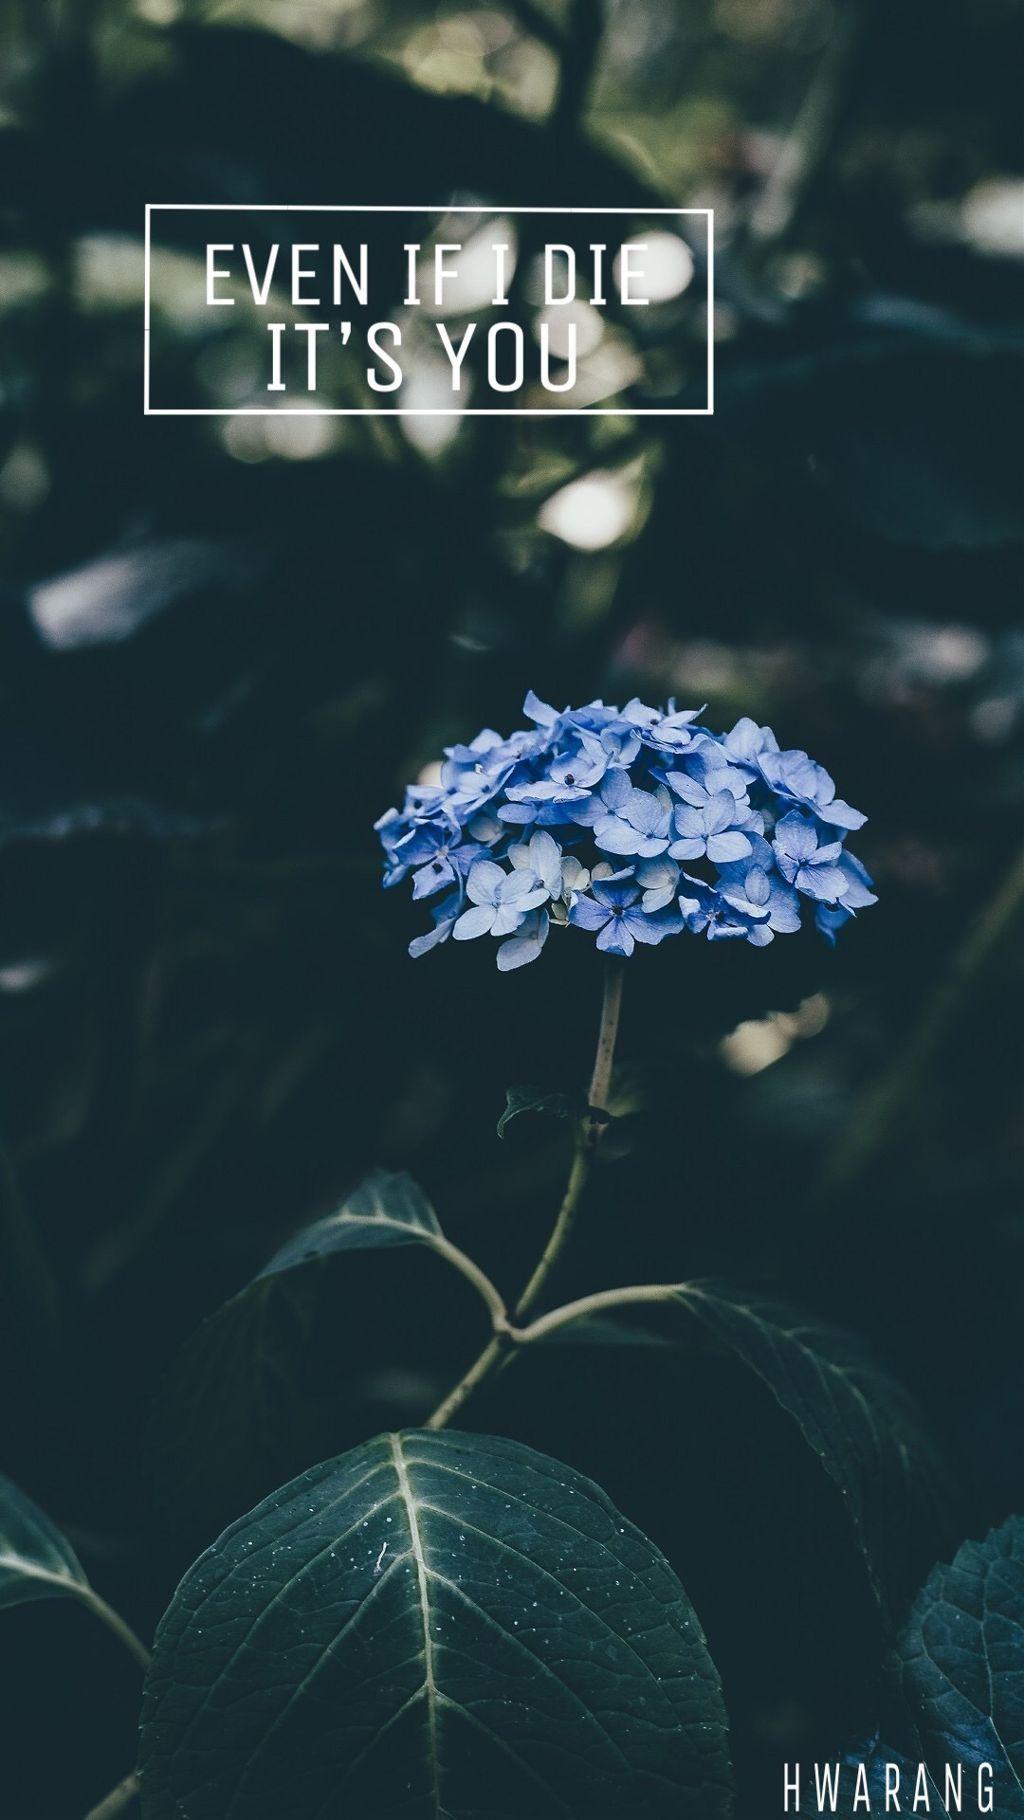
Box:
(641, 705), (705, 755)
(665, 749), (751, 804)
(634, 855), (681, 913)
(453, 860), (549, 942)
(716, 716), (779, 776)
(716, 846), (802, 947)
(377, 692), (875, 967)
(507, 829), (564, 899)
(407, 889), (462, 958)
(570, 878), (682, 957)
(758, 748), (866, 831)
(772, 811), (851, 902)
(496, 909), (550, 972)
(677, 876), (769, 942)
(395, 810), (488, 901)
(668, 792), (754, 865)
(498, 778), (591, 827)
(813, 852), (878, 944)
(582, 773), (673, 859)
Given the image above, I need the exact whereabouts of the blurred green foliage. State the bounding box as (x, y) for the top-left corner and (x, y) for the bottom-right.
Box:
(0, 1), (1021, 1815)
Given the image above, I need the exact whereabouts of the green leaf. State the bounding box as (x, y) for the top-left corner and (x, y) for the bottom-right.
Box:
(0, 1471), (89, 1613)
(890, 1515), (1024, 1815)
(831, 1516), (1024, 1817)
(829, 1752), (953, 1819)
(145, 1172), (492, 1537)
(0, 1471), (151, 1668)
(258, 1169), (444, 1274)
(138, 1430), (733, 1820)
(544, 1315), (674, 1350)
(672, 1286), (950, 1615)
(545, 1283), (949, 1619)
(497, 1084), (580, 1139)
(144, 1276), (319, 1543)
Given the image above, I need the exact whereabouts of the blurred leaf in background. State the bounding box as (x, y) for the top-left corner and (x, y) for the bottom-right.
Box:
(0, 0), (1021, 1814)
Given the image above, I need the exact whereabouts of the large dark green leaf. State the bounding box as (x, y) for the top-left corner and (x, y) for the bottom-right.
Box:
(545, 1283), (949, 1619)
(0, 1472), (88, 1613)
(832, 1517), (1024, 1816)
(832, 1751), (953, 1819)
(138, 1430), (733, 1820)
(891, 1515), (1024, 1815)
(677, 1286), (949, 1614)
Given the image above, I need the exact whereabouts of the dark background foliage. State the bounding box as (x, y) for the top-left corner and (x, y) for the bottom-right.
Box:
(0, 0), (1021, 1814)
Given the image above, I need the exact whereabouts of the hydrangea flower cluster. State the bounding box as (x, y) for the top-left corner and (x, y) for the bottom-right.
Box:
(376, 693), (876, 971)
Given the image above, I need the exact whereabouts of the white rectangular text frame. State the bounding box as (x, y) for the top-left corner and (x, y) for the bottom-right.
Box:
(143, 204), (714, 417)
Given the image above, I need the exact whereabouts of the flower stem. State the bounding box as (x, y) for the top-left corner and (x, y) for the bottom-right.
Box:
(426, 959), (624, 1430)
(586, 956), (625, 1116)
(511, 1148), (590, 1328)
(423, 1334), (507, 1433)
(514, 956), (623, 1322)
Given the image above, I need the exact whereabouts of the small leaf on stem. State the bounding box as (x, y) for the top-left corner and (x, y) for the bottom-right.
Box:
(496, 1084), (582, 1139)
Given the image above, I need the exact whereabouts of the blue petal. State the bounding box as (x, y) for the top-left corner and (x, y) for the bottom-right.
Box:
(490, 904), (527, 938)
(600, 768), (632, 813)
(819, 799), (867, 831)
(590, 878), (639, 909)
(707, 830), (753, 864)
(794, 863), (847, 902)
(569, 895), (611, 932)
(496, 802), (538, 825)
(496, 912), (550, 971)
(411, 858), (455, 900)
(627, 789), (669, 836)
(453, 905), (495, 940)
(466, 859), (506, 905)
(668, 836), (705, 861)
(745, 866), (771, 907)
(523, 689), (558, 726)
(773, 811), (819, 861)
(408, 917), (455, 958)
(499, 868), (543, 904)
(596, 919), (635, 957)
(595, 819), (645, 856)
(666, 772), (707, 808)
